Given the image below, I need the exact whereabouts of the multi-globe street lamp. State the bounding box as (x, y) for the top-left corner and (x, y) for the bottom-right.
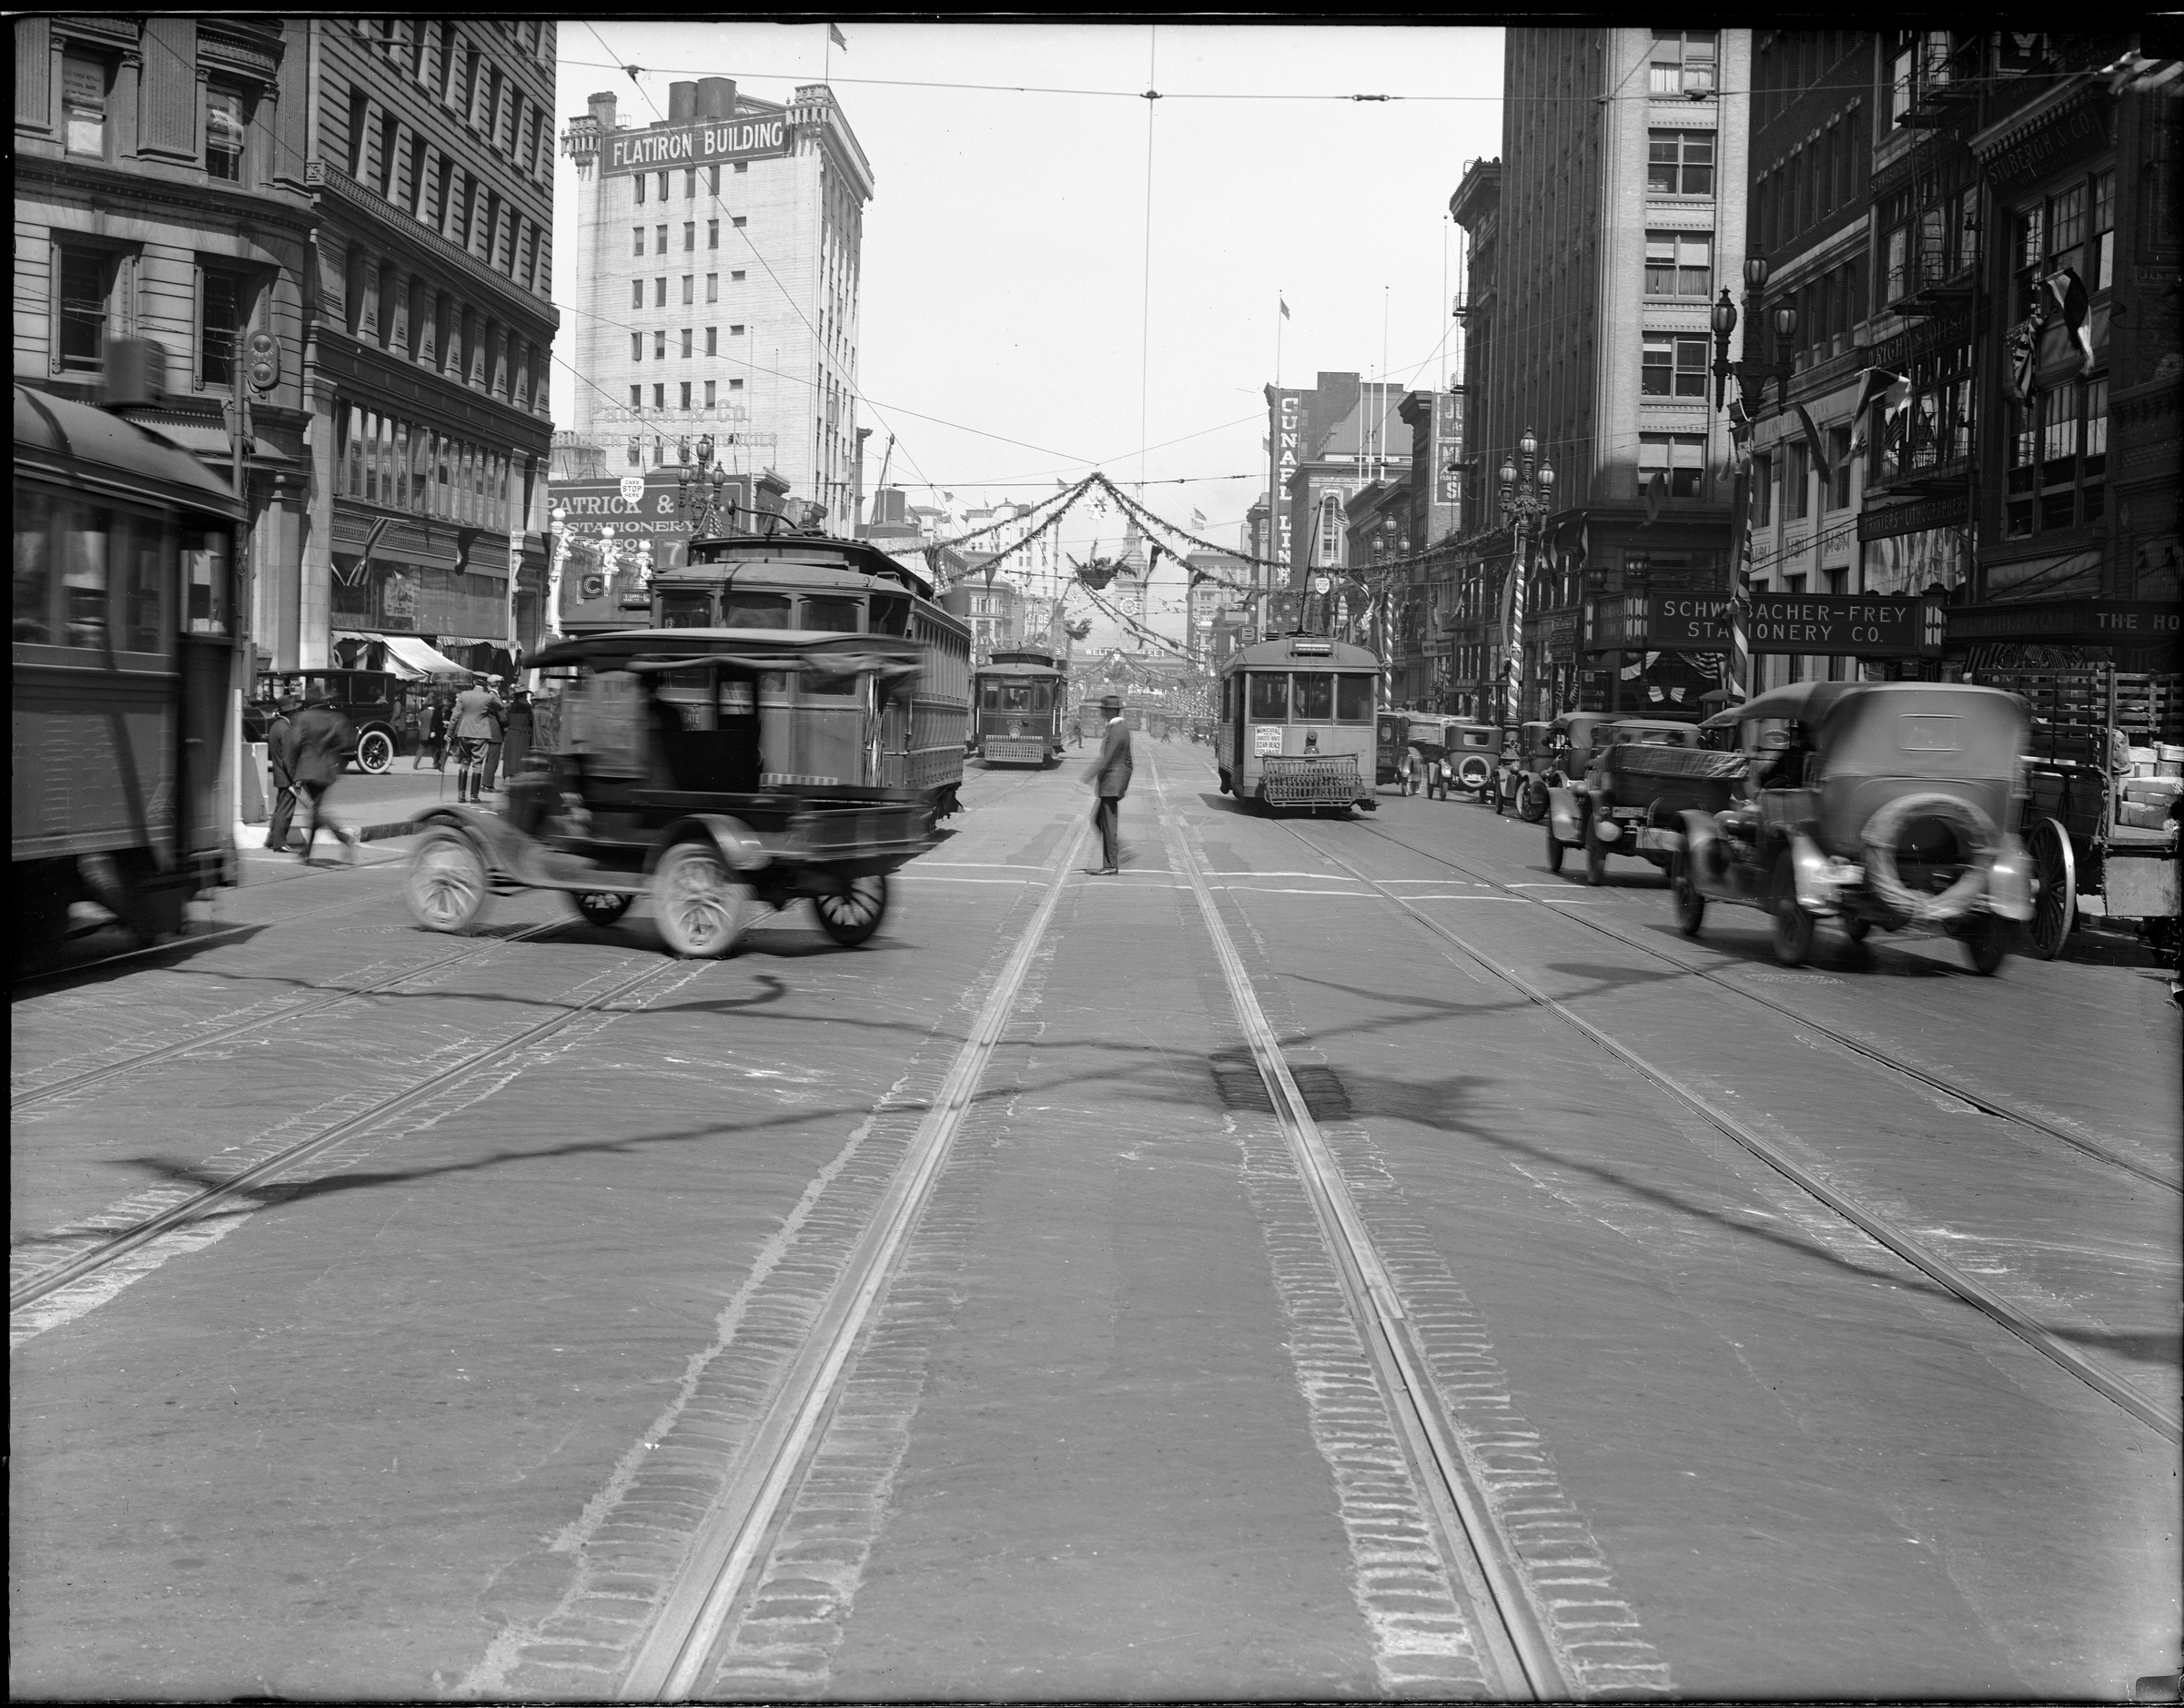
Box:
(1711, 256), (1800, 413)
(675, 434), (735, 536)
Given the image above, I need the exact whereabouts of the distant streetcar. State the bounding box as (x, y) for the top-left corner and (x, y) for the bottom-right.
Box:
(972, 648), (1068, 766)
(647, 532), (973, 817)
(15, 382), (247, 953)
(1216, 633), (1382, 814)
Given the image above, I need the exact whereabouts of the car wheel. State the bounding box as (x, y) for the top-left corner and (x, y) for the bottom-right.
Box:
(354, 727), (395, 774)
(813, 873), (888, 946)
(1518, 781), (1547, 824)
(1769, 851), (1815, 967)
(1959, 912), (2009, 976)
(1842, 914), (1872, 944)
(405, 829), (490, 933)
(652, 842), (747, 958)
(1545, 824), (1564, 874)
(1583, 818), (1607, 887)
(1671, 852), (1706, 936)
(571, 890), (632, 927)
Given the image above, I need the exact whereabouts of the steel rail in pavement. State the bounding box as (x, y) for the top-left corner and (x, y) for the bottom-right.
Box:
(1351, 812), (2179, 1195)
(1278, 815), (2182, 1447)
(617, 814), (1092, 1703)
(1149, 753), (1569, 1702)
(8, 950), (688, 1315)
(11, 922), (561, 1113)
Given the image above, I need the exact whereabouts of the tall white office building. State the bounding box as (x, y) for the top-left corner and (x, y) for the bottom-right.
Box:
(561, 77), (871, 531)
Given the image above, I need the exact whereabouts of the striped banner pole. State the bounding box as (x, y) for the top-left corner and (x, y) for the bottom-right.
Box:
(1505, 526), (1528, 725)
(1727, 467), (1754, 701)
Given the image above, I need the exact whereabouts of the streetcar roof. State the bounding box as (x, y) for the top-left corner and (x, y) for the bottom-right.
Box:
(15, 385), (241, 516)
(680, 532), (935, 596)
(1221, 634), (1381, 671)
(531, 626), (922, 680)
(975, 661), (1065, 677)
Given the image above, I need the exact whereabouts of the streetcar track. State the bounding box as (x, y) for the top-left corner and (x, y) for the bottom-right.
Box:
(1254, 808), (2181, 1445)
(612, 813), (1092, 1701)
(11, 921), (563, 1113)
(1347, 807), (2179, 1194)
(8, 949), (698, 1318)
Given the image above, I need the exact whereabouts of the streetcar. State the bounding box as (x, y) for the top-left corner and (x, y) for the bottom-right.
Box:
(972, 648), (1068, 766)
(1215, 633), (1382, 814)
(648, 532), (972, 816)
(15, 379), (246, 955)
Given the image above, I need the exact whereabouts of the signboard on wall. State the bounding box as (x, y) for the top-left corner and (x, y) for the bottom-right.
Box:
(1593, 592), (1936, 658)
(603, 116), (790, 175)
(1267, 389), (1303, 574)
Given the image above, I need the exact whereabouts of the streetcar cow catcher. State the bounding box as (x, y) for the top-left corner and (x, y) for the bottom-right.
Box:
(14, 383), (245, 956)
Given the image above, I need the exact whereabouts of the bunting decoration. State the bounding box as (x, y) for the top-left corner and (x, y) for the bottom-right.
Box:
(1795, 403), (1833, 485)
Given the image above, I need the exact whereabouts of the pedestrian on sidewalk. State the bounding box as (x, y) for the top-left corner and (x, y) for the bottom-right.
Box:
(450, 676), (502, 803)
(262, 692), (299, 851)
(502, 686), (534, 778)
(1083, 692), (1133, 874)
(478, 675), (510, 794)
(413, 693), (444, 771)
(288, 693), (359, 864)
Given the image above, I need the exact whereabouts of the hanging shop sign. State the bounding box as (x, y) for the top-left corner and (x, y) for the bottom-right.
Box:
(1268, 389), (1304, 573)
(1945, 598), (2184, 649)
(604, 116), (790, 175)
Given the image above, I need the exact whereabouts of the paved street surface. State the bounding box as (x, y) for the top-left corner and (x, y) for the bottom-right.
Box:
(13, 748), (2179, 1700)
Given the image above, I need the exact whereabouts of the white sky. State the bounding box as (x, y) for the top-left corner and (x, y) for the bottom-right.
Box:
(552, 21), (1504, 564)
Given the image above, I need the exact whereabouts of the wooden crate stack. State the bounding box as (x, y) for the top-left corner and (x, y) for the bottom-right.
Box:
(1967, 668), (2184, 747)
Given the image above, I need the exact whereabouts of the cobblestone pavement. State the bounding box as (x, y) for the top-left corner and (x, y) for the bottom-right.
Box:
(12, 753), (2179, 1699)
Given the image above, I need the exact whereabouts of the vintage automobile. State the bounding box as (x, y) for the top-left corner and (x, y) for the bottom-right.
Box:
(1429, 720), (1501, 799)
(1669, 681), (2035, 973)
(245, 667), (430, 773)
(1491, 712), (1613, 821)
(1375, 712), (1409, 787)
(2020, 720), (2181, 960)
(401, 628), (937, 957)
(1546, 719), (1741, 884)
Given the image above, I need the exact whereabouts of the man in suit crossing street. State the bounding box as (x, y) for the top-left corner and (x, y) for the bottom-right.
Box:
(1083, 692), (1133, 874)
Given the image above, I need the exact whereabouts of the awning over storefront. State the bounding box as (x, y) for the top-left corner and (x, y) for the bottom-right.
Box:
(375, 632), (475, 679)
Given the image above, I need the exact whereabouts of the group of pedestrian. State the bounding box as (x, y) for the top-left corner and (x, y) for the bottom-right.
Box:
(258, 692), (359, 864)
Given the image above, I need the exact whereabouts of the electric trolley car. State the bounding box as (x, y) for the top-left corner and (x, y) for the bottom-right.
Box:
(972, 648), (1068, 765)
(649, 533), (973, 816)
(1216, 633), (1382, 814)
(15, 381), (246, 954)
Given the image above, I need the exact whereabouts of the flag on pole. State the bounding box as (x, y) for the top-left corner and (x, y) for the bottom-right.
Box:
(1190, 508), (1207, 526)
(1847, 367), (1910, 457)
(2045, 268), (2096, 377)
(1643, 469), (1666, 526)
(1795, 403), (1833, 486)
(828, 23), (848, 49)
(1279, 298), (1291, 320)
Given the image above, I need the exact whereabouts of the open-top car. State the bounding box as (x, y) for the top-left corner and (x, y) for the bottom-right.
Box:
(1671, 681), (2034, 972)
(1546, 718), (1741, 884)
(401, 628), (937, 957)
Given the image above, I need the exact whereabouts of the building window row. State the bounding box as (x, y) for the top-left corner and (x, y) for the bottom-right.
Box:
(1637, 432), (1707, 498)
(1641, 331), (1709, 398)
(2014, 169), (2117, 310)
(363, 21), (554, 185)
(2005, 377), (2107, 538)
(337, 405), (528, 533)
(57, 37), (268, 186)
(1755, 106), (1864, 256)
(1648, 29), (1717, 96)
(345, 93), (552, 296)
(1643, 228), (1712, 296)
(1646, 127), (1714, 197)
(342, 248), (547, 411)
(632, 217), (748, 256)
(629, 325), (748, 359)
(50, 240), (283, 398)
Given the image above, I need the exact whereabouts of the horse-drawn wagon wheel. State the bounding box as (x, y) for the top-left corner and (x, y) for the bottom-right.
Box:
(814, 874), (889, 946)
(2027, 817), (2076, 961)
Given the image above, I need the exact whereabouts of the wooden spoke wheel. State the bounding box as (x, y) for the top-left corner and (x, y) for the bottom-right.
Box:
(354, 727), (395, 774)
(405, 829), (489, 933)
(1769, 850), (1815, 967)
(652, 842), (747, 958)
(813, 873), (889, 946)
(2027, 817), (2076, 961)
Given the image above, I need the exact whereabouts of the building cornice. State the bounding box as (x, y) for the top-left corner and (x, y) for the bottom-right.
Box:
(15, 151), (317, 234)
(308, 160), (557, 336)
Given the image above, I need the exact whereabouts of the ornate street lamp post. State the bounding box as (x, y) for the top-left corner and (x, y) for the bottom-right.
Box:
(1497, 428), (1554, 727)
(674, 434), (735, 538)
(1711, 257), (1800, 413)
(545, 503), (569, 641)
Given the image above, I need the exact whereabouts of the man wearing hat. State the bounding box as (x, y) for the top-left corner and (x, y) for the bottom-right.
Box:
(1082, 692), (1133, 874)
(477, 674), (511, 796)
(449, 674), (505, 804)
(260, 690), (300, 851)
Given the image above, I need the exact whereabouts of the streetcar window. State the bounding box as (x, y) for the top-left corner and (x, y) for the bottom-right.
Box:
(1336, 675), (1375, 723)
(800, 595), (861, 632)
(1247, 672), (1289, 721)
(1293, 672), (1333, 721)
(659, 591), (711, 628)
(14, 485), (54, 643)
(116, 510), (172, 656)
(1031, 683), (1052, 711)
(997, 684), (1034, 712)
(720, 591), (792, 628)
(870, 594), (910, 637)
(181, 523), (231, 633)
(801, 669), (858, 700)
(58, 500), (109, 651)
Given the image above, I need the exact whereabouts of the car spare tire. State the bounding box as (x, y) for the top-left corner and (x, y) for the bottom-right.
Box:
(1862, 792), (1997, 925)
